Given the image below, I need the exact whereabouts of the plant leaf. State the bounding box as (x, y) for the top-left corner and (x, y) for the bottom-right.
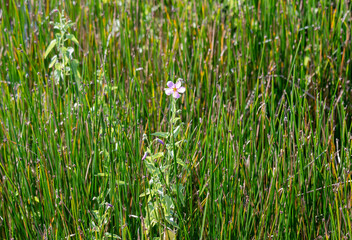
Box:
(67, 47), (74, 59)
(164, 229), (176, 240)
(116, 180), (126, 186)
(152, 152), (164, 160)
(44, 39), (57, 58)
(67, 34), (79, 45)
(151, 132), (169, 138)
(48, 55), (57, 68)
(177, 158), (186, 168)
(95, 173), (108, 177)
(139, 189), (150, 197)
(173, 125), (181, 137)
(104, 233), (121, 239)
(71, 59), (81, 79)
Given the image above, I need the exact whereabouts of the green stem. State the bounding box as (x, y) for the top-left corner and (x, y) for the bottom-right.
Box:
(170, 98), (180, 222)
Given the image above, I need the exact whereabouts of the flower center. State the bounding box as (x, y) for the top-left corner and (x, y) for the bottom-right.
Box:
(173, 87), (177, 92)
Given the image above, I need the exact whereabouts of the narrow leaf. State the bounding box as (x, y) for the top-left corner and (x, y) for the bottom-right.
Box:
(151, 132), (169, 138)
(48, 55), (57, 68)
(44, 39), (57, 58)
(67, 34), (79, 45)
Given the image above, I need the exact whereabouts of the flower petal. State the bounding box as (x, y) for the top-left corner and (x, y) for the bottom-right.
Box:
(165, 88), (174, 95)
(173, 91), (180, 99)
(175, 81), (182, 88)
(177, 86), (186, 93)
(167, 81), (175, 88)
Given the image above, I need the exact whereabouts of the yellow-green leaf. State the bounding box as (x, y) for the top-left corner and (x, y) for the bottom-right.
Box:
(44, 39), (57, 58)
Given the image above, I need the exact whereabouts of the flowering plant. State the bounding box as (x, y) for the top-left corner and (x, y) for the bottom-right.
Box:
(140, 79), (188, 239)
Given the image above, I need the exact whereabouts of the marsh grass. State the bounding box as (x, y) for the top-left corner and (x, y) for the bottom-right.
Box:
(0, 0), (352, 239)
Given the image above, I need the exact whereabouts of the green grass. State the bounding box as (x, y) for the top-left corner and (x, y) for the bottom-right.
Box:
(0, 0), (352, 239)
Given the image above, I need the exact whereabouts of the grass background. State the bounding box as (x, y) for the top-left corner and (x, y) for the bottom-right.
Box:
(0, 0), (352, 239)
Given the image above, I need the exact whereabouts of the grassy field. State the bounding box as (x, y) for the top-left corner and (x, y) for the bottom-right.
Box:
(1, 0), (352, 239)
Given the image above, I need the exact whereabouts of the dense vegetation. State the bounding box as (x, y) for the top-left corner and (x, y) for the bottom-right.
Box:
(0, 0), (352, 239)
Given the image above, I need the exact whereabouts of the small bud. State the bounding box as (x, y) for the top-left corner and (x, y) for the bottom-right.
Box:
(157, 138), (165, 145)
(142, 152), (148, 161)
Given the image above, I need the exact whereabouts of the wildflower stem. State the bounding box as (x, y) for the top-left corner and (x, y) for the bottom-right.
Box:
(170, 98), (180, 209)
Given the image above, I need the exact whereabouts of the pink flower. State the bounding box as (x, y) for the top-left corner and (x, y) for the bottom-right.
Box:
(164, 80), (186, 99)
